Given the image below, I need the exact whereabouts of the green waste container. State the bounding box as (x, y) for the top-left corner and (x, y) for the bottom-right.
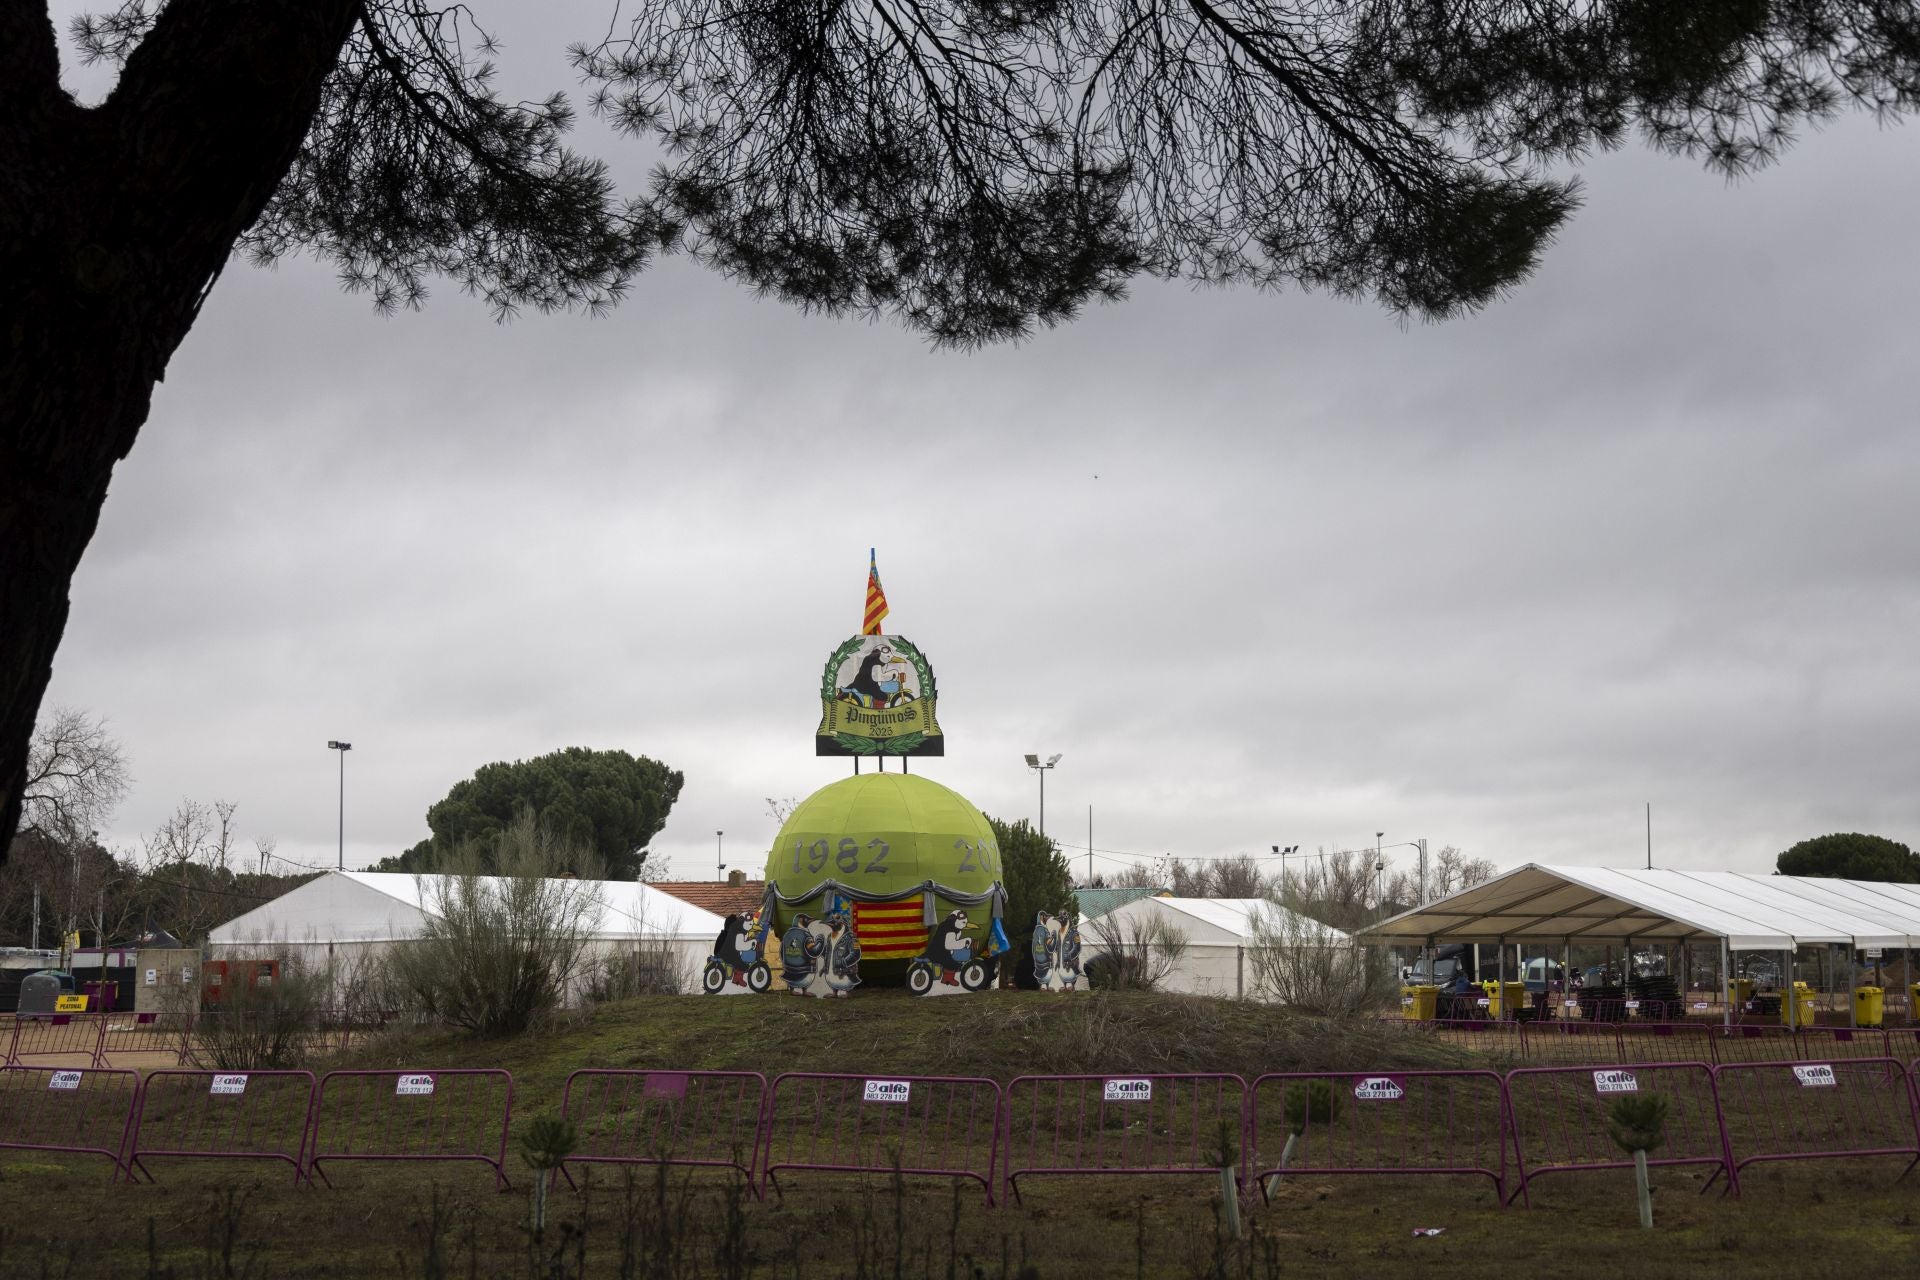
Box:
(1854, 986), (1884, 1028)
(1401, 985), (1438, 1021)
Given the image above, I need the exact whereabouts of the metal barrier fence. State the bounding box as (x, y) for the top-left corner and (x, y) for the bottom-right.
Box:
(560, 1069), (768, 1192)
(1246, 1070), (1509, 1201)
(1706, 1025), (1797, 1064)
(762, 1073), (1002, 1203)
(1504, 1062), (1735, 1204)
(125, 1069), (317, 1184)
(1614, 1022), (1718, 1064)
(1517, 1020), (1624, 1065)
(98, 1011), (193, 1068)
(308, 1069), (514, 1189)
(1716, 1058), (1920, 1177)
(1794, 1027), (1889, 1060)
(0, 1064), (141, 1178)
(1000, 1073), (1247, 1201)
(5, 1013), (107, 1067)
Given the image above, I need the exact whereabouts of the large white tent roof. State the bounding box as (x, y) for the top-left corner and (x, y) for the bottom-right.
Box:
(209, 870), (727, 946)
(1358, 864), (1920, 950)
(1099, 896), (1350, 945)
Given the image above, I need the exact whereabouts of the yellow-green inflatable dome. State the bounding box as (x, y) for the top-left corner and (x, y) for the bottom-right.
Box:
(762, 773), (1005, 976)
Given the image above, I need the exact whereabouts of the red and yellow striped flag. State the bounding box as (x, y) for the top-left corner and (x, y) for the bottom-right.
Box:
(862, 549), (889, 636)
(854, 900), (926, 959)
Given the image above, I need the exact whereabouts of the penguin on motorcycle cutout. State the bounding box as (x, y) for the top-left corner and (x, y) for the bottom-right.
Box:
(701, 912), (773, 995)
(907, 909), (993, 995)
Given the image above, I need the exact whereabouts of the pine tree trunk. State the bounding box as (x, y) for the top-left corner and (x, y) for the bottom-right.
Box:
(0, 1), (360, 847)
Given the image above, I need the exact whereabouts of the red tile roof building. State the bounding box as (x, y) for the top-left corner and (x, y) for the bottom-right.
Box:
(650, 876), (766, 917)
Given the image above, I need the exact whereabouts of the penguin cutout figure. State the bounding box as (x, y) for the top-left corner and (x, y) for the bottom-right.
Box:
(918, 910), (973, 986)
(780, 914), (824, 994)
(823, 910), (862, 998)
(1059, 919), (1083, 991)
(1030, 911), (1055, 988)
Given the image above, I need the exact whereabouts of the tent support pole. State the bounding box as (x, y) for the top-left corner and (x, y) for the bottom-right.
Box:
(1728, 940), (1743, 1028)
(1848, 943), (1856, 1028)
(1785, 947), (1795, 1030)
(1563, 936), (1572, 1021)
(1498, 939), (1507, 1020)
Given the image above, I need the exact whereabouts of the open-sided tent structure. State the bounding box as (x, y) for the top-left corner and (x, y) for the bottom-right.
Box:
(1358, 864), (1920, 1025)
(1090, 896), (1349, 998)
(208, 870), (727, 984)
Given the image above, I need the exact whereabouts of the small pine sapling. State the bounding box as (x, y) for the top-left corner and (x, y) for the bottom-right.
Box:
(518, 1115), (578, 1241)
(1606, 1094), (1668, 1229)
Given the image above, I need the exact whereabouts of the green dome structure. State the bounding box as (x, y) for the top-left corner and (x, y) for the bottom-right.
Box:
(760, 773), (1007, 990)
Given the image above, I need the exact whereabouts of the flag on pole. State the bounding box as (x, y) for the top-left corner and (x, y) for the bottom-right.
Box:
(862, 548), (889, 636)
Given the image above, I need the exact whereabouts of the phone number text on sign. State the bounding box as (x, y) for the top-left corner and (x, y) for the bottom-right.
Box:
(1104, 1078), (1152, 1102)
(395, 1073), (436, 1096)
(863, 1080), (911, 1103)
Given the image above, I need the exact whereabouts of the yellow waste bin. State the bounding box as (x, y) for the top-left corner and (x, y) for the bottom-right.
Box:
(1486, 981), (1527, 1018)
(1781, 982), (1816, 1027)
(1727, 978), (1754, 1006)
(1401, 985), (1438, 1021)
(1854, 986), (1884, 1028)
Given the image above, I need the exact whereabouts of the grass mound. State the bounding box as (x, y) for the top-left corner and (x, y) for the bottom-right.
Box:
(337, 989), (1475, 1101)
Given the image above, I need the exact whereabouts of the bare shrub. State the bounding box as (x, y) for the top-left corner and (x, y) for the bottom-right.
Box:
(1244, 899), (1389, 1015)
(187, 954), (329, 1070)
(382, 813), (605, 1036)
(1088, 911), (1189, 991)
(584, 935), (688, 1001)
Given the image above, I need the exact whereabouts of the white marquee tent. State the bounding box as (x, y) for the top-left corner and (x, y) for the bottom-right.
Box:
(208, 870), (728, 981)
(1357, 864), (1920, 1026)
(1090, 896), (1349, 998)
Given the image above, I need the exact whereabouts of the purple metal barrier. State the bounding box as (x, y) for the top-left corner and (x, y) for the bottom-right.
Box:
(762, 1073), (1001, 1203)
(1794, 1027), (1891, 1061)
(1247, 1070), (1509, 1201)
(560, 1070), (768, 1192)
(6, 1013), (107, 1068)
(1000, 1073), (1246, 1201)
(0, 1065), (140, 1178)
(1615, 1022), (1716, 1065)
(125, 1069), (317, 1184)
(1518, 1020), (1625, 1065)
(1715, 1058), (1920, 1178)
(1504, 1062), (1735, 1204)
(308, 1069), (514, 1189)
(1707, 1024), (1796, 1064)
(97, 1012), (189, 1068)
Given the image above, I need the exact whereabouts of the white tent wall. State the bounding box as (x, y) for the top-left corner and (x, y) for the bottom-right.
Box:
(207, 870), (725, 999)
(1087, 897), (1350, 999)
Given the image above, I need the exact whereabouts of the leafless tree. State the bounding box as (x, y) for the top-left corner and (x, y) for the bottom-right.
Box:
(1274, 847), (1417, 933)
(1088, 911), (1189, 991)
(1245, 898), (1391, 1015)
(1431, 845), (1498, 897)
(15, 707), (129, 844)
(382, 811), (607, 1035)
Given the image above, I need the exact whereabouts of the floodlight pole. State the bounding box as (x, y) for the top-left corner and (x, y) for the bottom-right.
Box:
(1025, 754), (1061, 840)
(716, 830), (725, 882)
(327, 740), (352, 870)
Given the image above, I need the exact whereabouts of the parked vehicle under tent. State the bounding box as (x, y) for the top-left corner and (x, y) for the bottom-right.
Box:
(1357, 864), (1920, 1027)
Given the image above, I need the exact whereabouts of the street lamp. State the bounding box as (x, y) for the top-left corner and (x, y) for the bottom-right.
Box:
(1375, 831), (1386, 910)
(716, 830), (726, 882)
(1023, 753), (1062, 839)
(327, 741), (351, 870)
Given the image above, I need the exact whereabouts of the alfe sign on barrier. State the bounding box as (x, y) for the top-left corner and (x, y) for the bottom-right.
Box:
(1247, 1070), (1508, 1202)
(763, 1073), (1003, 1204)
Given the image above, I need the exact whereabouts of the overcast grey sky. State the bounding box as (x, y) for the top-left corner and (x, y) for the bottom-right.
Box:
(38, 6), (1920, 884)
